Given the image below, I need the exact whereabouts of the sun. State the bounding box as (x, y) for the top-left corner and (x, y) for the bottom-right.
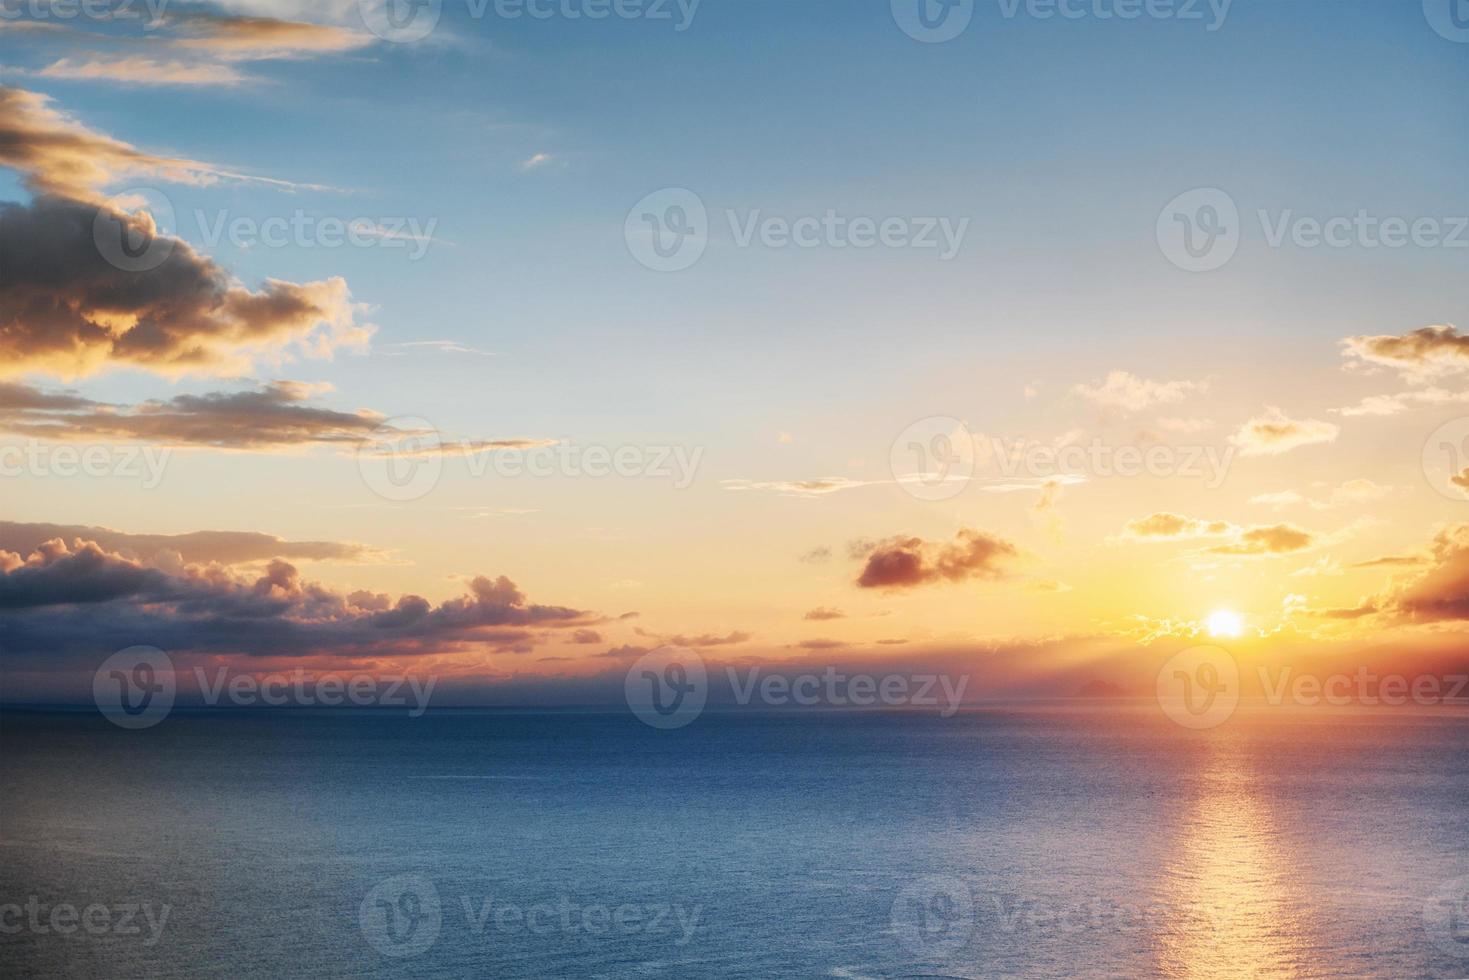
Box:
(1206, 609), (1244, 638)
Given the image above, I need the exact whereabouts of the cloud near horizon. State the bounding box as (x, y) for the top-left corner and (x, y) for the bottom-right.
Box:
(0, 536), (596, 661)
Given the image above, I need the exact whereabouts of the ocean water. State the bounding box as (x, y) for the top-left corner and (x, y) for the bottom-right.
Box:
(2, 705), (1468, 979)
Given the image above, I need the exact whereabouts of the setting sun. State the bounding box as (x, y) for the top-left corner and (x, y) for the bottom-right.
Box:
(1207, 609), (1245, 638)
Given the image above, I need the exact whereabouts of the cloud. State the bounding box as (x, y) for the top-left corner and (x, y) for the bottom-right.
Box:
(0, 522), (377, 566)
(521, 153), (553, 171)
(794, 638), (849, 651)
(165, 10), (371, 60)
(1122, 513), (1234, 540)
(658, 631), (752, 648)
(6, 10), (373, 88)
(0, 196), (371, 380)
(803, 607), (846, 621)
(855, 528), (1020, 590)
(1250, 479), (1391, 511)
(30, 57), (252, 87)
(0, 380), (387, 448)
(1353, 554), (1427, 569)
(1337, 388), (1469, 418)
(0, 380), (549, 455)
(1205, 524), (1316, 556)
(383, 341), (495, 358)
(1389, 525), (1469, 623)
(1122, 513), (1317, 557)
(1032, 477), (1065, 541)
(1229, 406), (1339, 457)
(0, 86), (321, 200)
(0, 536), (594, 659)
(723, 477), (877, 497)
(1309, 600), (1380, 620)
(0, 538), (173, 610)
(1343, 325), (1469, 379)
(1072, 371), (1202, 414)
(1336, 329), (1469, 418)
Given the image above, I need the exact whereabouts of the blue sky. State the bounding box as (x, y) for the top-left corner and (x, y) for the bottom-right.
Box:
(3, 0), (1469, 699)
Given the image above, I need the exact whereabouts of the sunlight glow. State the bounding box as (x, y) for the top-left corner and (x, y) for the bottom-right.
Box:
(1207, 609), (1244, 638)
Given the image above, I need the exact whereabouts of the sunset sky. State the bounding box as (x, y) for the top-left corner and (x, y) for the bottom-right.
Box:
(3, 0), (1469, 704)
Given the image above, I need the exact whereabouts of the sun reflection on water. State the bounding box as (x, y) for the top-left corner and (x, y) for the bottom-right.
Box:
(1154, 733), (1316, 978)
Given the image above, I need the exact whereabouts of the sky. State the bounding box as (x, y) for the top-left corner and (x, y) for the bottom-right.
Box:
(2, 0), (1469, 705)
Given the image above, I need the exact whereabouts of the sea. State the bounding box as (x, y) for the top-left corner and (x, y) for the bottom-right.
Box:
(2, 704), (1467, 978)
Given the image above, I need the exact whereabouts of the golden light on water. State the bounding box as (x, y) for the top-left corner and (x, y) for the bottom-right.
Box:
(1154, 736), (1312, 978)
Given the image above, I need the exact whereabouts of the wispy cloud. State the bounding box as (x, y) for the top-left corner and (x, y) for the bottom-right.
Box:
(1229, 406), (1339, 457)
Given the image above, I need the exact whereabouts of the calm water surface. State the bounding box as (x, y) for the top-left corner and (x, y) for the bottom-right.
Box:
(2, 705), (1467, 978)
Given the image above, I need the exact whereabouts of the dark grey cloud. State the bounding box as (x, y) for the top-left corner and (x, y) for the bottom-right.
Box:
(0, 522), (377, 566)
(0, 379), (390, 448)
(0, 194), (368, 380)
(0, 537), (595, 660)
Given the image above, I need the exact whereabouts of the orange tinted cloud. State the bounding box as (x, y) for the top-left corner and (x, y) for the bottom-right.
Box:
(855, 528), (1020, 590)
